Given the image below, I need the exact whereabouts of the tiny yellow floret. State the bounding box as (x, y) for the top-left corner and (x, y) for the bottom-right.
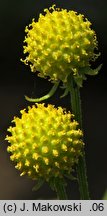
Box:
(42, 146), (49, 154)
(52, 149), (59, 157)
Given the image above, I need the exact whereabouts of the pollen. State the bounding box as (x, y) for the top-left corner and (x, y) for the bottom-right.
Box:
(61, 144), (67, 151)
(24, 149), (29, 156)
(15, 162), (22, 169)
(33, 164), (39, 173)
(32, 153), (39, 160)
(52, 149), (59, 157)
(25, 159), (30, 167)
(32, 143), (38, 149)
(43, 157), (49, 165)
(42, 146), (49, 154)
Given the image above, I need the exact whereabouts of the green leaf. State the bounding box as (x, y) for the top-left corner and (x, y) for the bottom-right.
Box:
(64, 174), (77, 181)
(32, 179), (44, 191)
(60, 88), (69, 98)
(80, 64), (102, 76)
(74, 64), (102, 87)
(25, 81), (60, 102)
(74, 75), (84, 87)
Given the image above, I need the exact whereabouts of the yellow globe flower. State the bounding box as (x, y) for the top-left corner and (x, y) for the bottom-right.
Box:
(22, 5), (100, 86)
(6, 103), (84, 182)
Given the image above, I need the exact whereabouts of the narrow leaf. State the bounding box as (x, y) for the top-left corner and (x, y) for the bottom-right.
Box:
(74, 75), (84, 87)
(25, 81), (60, 102)
(60, 88), (69, 98)
(81, 64), (102, 76)
(65, 174), (77, 181)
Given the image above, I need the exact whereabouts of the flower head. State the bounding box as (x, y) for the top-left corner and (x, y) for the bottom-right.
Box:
(6, 103), (84, 182)
(22, 5), (100, 85)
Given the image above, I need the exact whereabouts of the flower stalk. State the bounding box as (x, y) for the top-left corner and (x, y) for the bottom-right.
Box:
(53, 178), (68, 200)
(68, 75), (90, 199)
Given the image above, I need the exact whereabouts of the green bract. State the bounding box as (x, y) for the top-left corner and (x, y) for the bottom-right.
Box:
(22, 5), (100, 86)
(6, 103), (84, 182)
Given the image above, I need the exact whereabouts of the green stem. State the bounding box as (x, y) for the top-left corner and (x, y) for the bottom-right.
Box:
(68, 75), (90, 200)
(54, 178), (68, 200)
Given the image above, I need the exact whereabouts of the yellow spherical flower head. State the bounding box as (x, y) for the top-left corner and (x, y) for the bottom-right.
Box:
(6, 103), (84, 182)
(22, 5), (100, 85)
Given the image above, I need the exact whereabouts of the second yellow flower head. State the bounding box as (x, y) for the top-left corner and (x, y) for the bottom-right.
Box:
(6, 103), (84, 182)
